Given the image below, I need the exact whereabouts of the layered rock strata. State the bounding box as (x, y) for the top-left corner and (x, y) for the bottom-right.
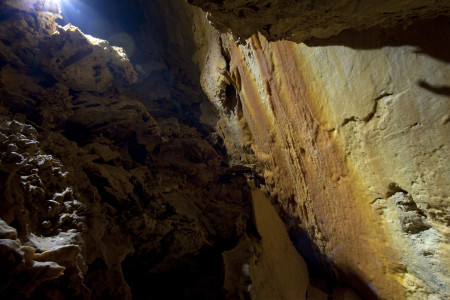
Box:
(187, 0), (450, 43)
(184, 1), (450, 299)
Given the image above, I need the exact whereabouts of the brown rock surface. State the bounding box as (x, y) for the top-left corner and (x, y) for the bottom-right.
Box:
(0, 0), (309, 299)
(187, 0), (450, 43)
(1, 0), (449, 299)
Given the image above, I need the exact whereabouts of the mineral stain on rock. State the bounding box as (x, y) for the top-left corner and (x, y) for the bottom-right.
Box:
(1, 0), (449, 299)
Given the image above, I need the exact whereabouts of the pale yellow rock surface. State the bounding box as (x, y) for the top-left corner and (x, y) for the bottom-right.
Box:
(250, 184), (309, 300)
(291, 37), (450, 300)
(222, 183), (309, 300)
(187, 2), (450, 298)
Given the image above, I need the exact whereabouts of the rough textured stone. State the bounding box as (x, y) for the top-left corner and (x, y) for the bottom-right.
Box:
(222, 183), (309, 299)
(249, 184), (309, 299)
(187, 1), (450, 299)
(2, 0), (448, 299)
(0, 0), (309, 299)
(187, 0), (450, 43)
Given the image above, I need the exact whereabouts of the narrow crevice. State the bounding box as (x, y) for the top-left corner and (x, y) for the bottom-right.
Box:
(342, 116), (357, 126)
(342, 93), (392, 126)
(386, 182), (408, 197)
(363, 93), (391, 122)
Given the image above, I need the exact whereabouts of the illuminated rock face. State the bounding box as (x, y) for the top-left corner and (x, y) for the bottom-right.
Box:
(187, 1), (450, 299)
(1, 0), (449, 299)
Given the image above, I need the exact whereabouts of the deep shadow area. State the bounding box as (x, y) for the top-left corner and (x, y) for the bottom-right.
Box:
(418, 80), (450, 97)
(122, 247), (226, 300)
(304, 16), (450, 64)
(289, 225), (379, 299)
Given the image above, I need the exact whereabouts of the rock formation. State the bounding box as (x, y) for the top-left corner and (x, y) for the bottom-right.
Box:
(0, 0), (449, 299)
(0, 0), (308, 299)
(187, 0), (450, 43)
(181, 0), (450, 299)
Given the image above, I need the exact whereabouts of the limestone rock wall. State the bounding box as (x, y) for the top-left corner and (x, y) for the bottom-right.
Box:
(186, 1), (450, 299)
(1, 0), (448, 299)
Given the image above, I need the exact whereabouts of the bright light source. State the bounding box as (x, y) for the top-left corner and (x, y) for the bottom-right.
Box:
(52, 0), (132, 52)
(56, 0), (87, 19)
(49, 0), (70, 8)
(55, 0), (112, 40)
(40, 0), (62, 14)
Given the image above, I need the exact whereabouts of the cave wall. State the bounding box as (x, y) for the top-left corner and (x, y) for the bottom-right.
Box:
(1, 0), (449, 299)
(0, 0), (310, 299)
(187, 0), (450, 43)
(184, 1), (450, 299)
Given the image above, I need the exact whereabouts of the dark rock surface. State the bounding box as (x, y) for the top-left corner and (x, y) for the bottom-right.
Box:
(0, 1), (260, 298)
(187, 0), (450, 43)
